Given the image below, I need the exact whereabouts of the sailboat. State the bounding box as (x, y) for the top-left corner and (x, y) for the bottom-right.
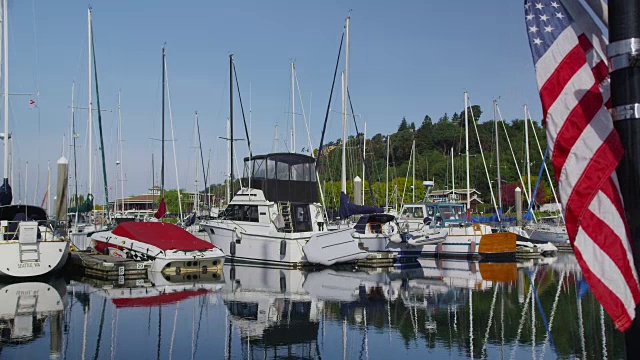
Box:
(0, 0), (69, 277)
(68, 8), (108, 250)
(91, 46), (225, 274)
(201, 54), (367, 267)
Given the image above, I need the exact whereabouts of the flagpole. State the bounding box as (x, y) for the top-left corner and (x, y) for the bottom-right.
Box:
(609, 0), (640, 353)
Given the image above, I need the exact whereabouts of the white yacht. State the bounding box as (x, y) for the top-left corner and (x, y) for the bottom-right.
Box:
(525, 215), (569, 244)
(201, 153), (367, 267)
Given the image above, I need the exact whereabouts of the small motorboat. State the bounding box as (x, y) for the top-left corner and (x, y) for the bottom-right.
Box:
(91, 222), (225, 274)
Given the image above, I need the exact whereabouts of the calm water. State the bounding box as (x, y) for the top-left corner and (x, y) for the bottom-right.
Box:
(0, 254), (625, 359)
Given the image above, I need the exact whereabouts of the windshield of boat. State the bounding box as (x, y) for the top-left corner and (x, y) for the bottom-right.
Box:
(438, 205), (465, 221)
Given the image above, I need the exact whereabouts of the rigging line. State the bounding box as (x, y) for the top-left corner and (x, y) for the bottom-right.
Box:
(90, 21), (110, 216)
(232, 62), (253, 190)
(527, 108), (563, 221)
(192, 295), (207, 359)
(163, 55), (183, 219)
(157, 306), (162, 360)
(496, 104), (536, 222)
(316, 31), (345, 169)
(469, 98), (500, 220)
(196, 113), (208, 200)
(347, 90), (376, 205)
(294, 70), (313, 155)
(509, 270), (535, 360)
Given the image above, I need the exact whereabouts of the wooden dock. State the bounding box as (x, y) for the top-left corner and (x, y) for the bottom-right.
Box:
(68, 252), (151, 281)
(356, 252), (398, 267)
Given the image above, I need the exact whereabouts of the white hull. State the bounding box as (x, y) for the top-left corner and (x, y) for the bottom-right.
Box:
(203, 222), (366, 267)
(527, 227), (569, 244)
(0, 241), (69, 278)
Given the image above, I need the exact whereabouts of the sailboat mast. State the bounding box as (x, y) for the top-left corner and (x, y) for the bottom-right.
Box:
(494, 99), (502, 215)
(341, 71), (347, 194)
(194, 111), (199, 215)
(118, 90), (124, 212)
(229, 54), (234, 197)
(412, 139), (415, 203)
(226, 119), (230, 204)
(363, 122), (366, 202)
(524, 104), (531, 202)
(161, 46), (165, 199)
(341, 16), (350, 195)
(451, 147), (455, 197)
(72, 82), (78, 215)
(2, 0), (7, 181)
(88, 7), (93, 198)
(291, 61), (295, 153)
(47, 161), (51, 213)
(465, 91), (470, 219)
(386, 135), (389, 211)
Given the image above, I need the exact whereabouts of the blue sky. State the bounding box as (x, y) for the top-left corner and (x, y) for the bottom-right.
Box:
(4, 0), (541, 202)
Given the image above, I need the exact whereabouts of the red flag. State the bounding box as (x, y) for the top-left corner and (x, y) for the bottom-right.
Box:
(29, 99), (37, 108)
(525, 0), (640, 330)
(154, 198), (166, 219)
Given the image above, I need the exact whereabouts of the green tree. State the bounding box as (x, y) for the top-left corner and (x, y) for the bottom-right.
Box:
(458, 104), (483, 126)
(163, 189), (192, 215)
(398, 117), (409, 131)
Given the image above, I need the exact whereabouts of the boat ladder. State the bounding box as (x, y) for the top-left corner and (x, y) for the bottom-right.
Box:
(18, 222), (41, 263)
(278, 202), (294, 233)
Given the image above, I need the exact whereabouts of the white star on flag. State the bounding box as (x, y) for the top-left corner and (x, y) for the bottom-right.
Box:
(529, 25), (539, 33)
(533, 38), (542, 45)
(544, 25), (554, 32)
(535, 2), (544, 10)
(539, 14), (549, 21)
(526, 14), (535, 21)
(550, 1), (560, 8)
(555, 12), (564, 19)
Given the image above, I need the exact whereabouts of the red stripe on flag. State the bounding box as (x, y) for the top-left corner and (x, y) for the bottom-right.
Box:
(539, 44), (587, 118)
(551, 82), (605, 176)
(574, 247), (635, 330)
(591, 60), (608, 85)
(577, 34), (594, 53)
(563, 131), (624, 240)
(581, 209), (640, 302)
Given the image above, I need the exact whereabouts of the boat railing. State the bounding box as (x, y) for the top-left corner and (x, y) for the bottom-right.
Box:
(0, 220), (58, 242)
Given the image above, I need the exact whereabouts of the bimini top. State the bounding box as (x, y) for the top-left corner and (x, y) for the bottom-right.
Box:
(242, 153), (318, 204)
(0, 205), (48, 222)
(112, 222), (214, 251)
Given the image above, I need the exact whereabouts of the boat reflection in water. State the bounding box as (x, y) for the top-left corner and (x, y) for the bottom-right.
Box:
(0, 277), (67, 358)
(0, 254), (626, 359)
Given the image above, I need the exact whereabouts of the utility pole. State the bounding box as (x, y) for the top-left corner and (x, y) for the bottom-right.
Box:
(609, 0), (640, 354)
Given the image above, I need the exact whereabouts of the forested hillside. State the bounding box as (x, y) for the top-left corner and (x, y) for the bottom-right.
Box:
(316, 105), (555, 210)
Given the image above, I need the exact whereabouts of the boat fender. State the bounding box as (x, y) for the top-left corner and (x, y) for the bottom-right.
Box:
(437, 242), (443, 256)
(102, 246), (109, 255)
(234, 228), (242, 243)
(229, 266), (236, 281)
(229, 241), (236, 256)
(389, 234), (403, 243)
(280, 240), (286, 256)
(470, 240), (477, 254)
(280, 273), (286, 292)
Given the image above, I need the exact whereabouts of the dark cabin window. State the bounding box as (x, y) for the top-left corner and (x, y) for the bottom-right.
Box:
(276, 161), (289, 180)
(267, 159), (276, 179)
(253, 159), (266, 179)
(292, 204), (312, 232)
(221, 205), (259, 222)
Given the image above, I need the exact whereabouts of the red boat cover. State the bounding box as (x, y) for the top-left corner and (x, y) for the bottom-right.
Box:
(111, 222), (214, 251)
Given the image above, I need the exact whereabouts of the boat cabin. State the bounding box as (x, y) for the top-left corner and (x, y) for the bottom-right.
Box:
(0, 205), (48, 240)
(353, 213), (395, 234)
(398, 202), (467, 229)
(242, 153), (318, 204)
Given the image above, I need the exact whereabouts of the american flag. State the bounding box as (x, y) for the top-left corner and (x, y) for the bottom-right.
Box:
(525, 0), (640, 330)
